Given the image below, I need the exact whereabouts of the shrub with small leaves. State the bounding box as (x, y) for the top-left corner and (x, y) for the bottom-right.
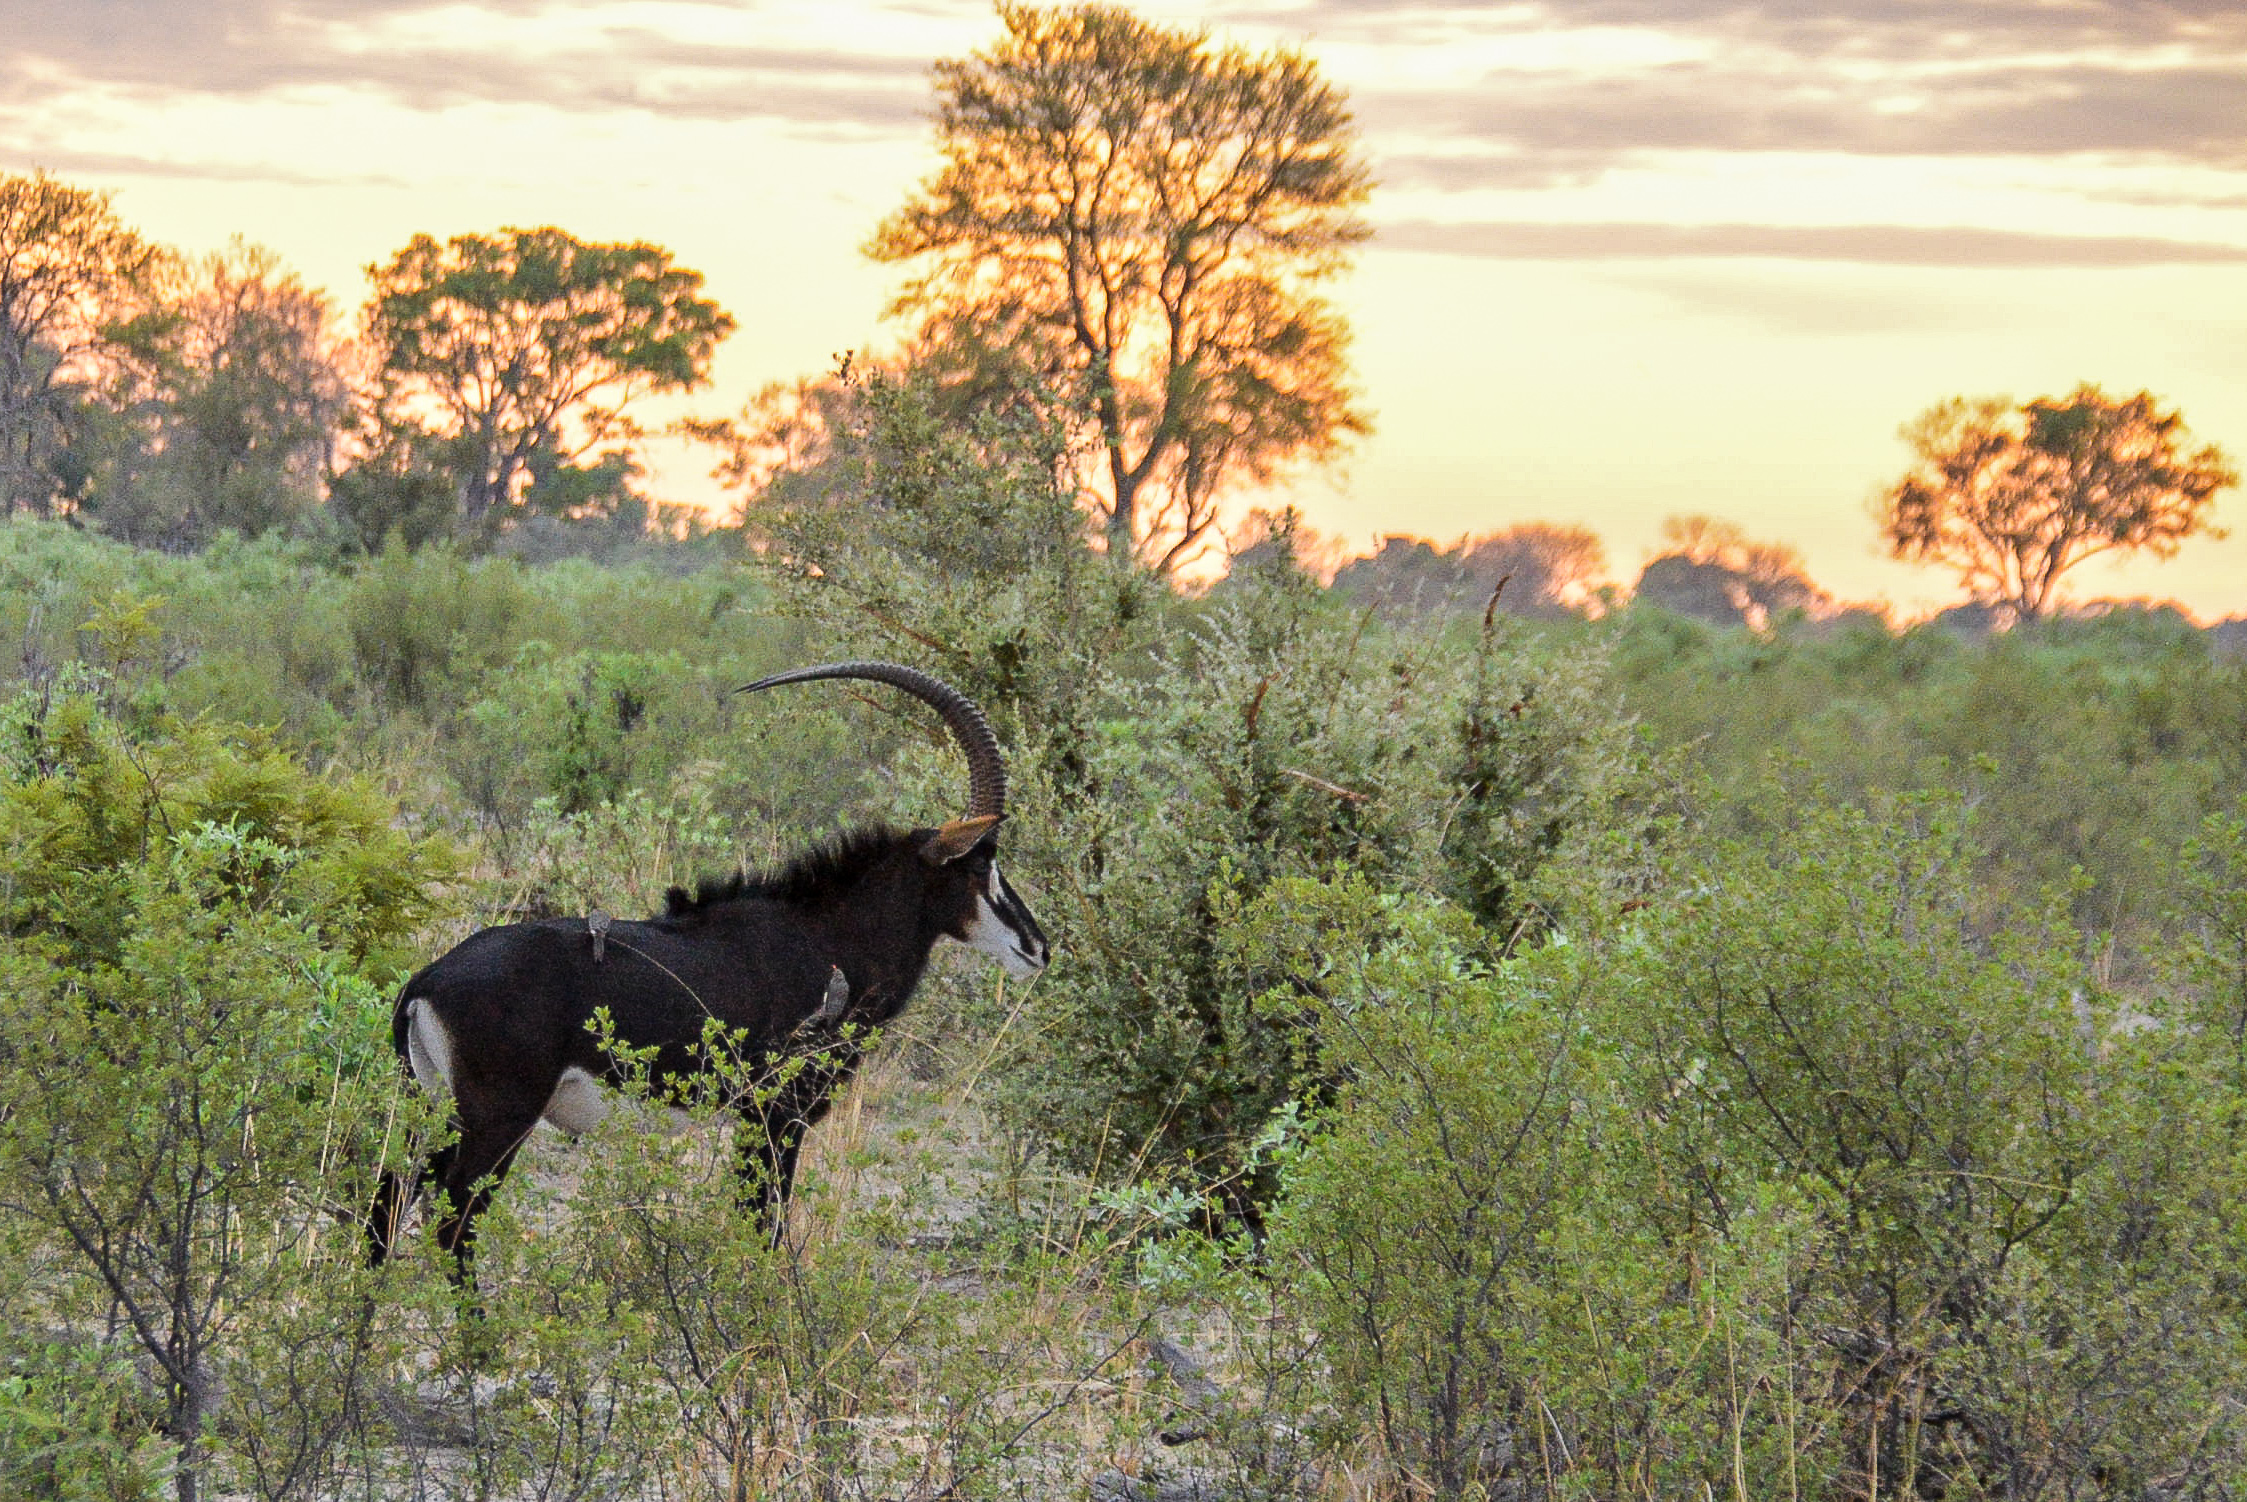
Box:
(0, 678), (457, 1502)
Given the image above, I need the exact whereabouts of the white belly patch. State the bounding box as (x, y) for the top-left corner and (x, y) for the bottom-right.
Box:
(542, 1067), (611, 1135)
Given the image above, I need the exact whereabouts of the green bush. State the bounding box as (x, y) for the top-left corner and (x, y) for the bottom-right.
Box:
(0, 682), (458, 1502)
(493, 781), (741, 919)
(1610, 608), (2238, 981)
(456, 646), (712, 820)
(1212, 875), (1799, 1500)
(0, 672), (456, 975)
(1248, 877), (1596, 1497)
(1152, 799), (2247, 1499)
(342, 537), (544, 709)
(0, 1341), (173, 1502)
(750, 373), (1647, 1214)
(1603, 794), (2247, 1495)
(9, 402), (2246, 1498)
(989, 592), (1633, 1215)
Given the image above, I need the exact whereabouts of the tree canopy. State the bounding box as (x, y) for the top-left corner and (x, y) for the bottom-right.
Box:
(93, 242), (347, 549)
(869, 3), (1373, 573)
(1463, 522), (1607, 618)
(1633, 513), (1826, 628)
(1328, 522), (1610, 620)
(1880, 384), (2237, 623)
(0, 172), (163, 518)
(359, 226), (733, 540)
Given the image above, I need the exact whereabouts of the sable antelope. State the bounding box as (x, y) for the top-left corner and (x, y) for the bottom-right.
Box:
(368, 662), (1049, 1267)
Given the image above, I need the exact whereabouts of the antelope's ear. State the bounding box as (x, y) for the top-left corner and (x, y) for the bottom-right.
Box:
(921, 814), (1001, 864)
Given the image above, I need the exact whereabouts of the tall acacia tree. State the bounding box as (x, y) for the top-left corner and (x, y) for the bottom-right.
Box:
(360, 227), (733, 538)
(1880, 385), (2236, 623)
(870, 3), (1373, 573)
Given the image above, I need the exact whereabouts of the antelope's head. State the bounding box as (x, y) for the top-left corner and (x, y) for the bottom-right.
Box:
(736, 661), (1052, 979)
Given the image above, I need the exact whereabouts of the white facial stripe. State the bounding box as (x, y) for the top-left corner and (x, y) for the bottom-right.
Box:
(962, 892), (1010, 953)
(963, 865), (1046, 977)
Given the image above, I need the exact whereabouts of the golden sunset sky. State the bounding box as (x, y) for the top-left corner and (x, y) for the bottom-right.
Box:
(6, 0), (2245, 617)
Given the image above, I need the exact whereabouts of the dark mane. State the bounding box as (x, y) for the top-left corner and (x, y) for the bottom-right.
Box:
(660, 824), (912, 921)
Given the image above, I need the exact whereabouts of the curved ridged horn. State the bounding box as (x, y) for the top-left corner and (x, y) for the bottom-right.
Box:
(734, 661), (1006, 822)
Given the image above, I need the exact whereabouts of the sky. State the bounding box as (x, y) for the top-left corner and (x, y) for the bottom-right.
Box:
(5, 0), (2245, 619)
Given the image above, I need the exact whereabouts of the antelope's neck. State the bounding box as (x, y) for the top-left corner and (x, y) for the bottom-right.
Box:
(793, 906), (935, 1025)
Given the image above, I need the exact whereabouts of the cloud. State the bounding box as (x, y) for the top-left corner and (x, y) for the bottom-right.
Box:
(1321, 0), (2247, 192)
(21, 0), (2236, 165)
(1375, 219), (2247, 268)
(1604, 269), (1984, 337)
(0, 0), (933, 131)
(9, 0), (2245, 270)
(1374, 148), (1614, 194)
(0, 143), (417, 190)
(1271, 0), (2245, 59)
(2088, 184), (2247, 212)
(1356, 62), (2247, 172)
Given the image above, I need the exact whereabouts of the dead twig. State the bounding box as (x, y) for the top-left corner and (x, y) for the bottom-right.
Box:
(1280, 767), (1372, 805)
(1481, 572), (1512, 636)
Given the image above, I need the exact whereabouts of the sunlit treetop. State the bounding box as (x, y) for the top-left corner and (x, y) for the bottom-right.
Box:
(1880, 384), (2238, 624)
(362, 226), (734, 536)
(870, 3), (1374, 574)
(0, 171), (166, 517)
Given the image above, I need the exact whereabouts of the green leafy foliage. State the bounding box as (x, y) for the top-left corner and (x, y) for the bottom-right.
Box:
(1248, 879), (1597, 1496)
(1613, 605), (2244, 979)
(0, 677), (455, 975)
(0, 172), (166, 520)
(86, 243), (347, 551)
(1175, 800), (2247, 1499)
(751, 371), (1644, 1217)
(1597, 796), (2247, 1496)
(0, 683), (456, 1501)
(0, 1340), (174, 1502)
(459, 646), (706, 816)
(1214, 877), (1796, 1500)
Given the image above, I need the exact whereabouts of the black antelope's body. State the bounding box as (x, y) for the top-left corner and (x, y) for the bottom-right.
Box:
(368, 662), (1049, 1268)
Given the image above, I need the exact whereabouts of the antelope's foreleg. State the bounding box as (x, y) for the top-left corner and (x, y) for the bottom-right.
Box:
(737, 1046), (858, 1238)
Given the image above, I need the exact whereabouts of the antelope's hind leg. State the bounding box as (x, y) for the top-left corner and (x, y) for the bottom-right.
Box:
(426, 1101), (544, 1276)
(367, 1164), (418, 1266)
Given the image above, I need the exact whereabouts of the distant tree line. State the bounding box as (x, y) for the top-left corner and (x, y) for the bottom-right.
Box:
(1328, 383), (2237, 629)
(0, 7), (1381, 574)
(1325, 512), (1846, 630)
